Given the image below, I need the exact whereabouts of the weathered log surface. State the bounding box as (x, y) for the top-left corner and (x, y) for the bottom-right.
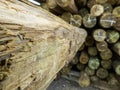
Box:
(0, 0), (87, 90)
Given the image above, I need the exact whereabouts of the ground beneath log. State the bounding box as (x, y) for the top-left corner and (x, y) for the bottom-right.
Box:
(47, 77), (99, 90)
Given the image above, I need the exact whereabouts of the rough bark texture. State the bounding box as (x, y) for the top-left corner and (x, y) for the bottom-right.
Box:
(0, 0), (87, 90)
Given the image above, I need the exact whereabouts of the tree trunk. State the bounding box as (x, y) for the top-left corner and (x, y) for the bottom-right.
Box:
(0, 0), (87, 90)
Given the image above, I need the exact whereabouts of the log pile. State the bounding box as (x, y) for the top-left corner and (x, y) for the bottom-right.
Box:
(0, 0), (87, 90)
(39, 0), (120, 89)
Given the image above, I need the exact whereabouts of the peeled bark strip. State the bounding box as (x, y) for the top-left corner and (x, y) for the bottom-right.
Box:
(0, 0), (87, 90)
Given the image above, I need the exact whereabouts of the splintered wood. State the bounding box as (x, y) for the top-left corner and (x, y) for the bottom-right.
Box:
(0, 0), (87, 90)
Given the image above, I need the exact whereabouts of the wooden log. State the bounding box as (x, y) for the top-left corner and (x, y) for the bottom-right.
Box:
(100, 49), (113, 60)
(78, 8), (89, 18)
(83, 14), (97, 28)
(113, 6), (120, 17)
(113, 60), (120, 75)
(88, 57), (100, 70)
(102, 3), (113, 13)
(100, 13), (117, 28)
(106, 30), (119, 44)
(85, 66), (95, 76)
(93, 29), (106, 42)
(40, 3), (50, 11)
(90, 4), (104, 16)
(70, 15), (82, 27)
(61, 71), (90, 88)
(88, 46), (98, 56)
(61, 12), (72, 23)
(0, 0), (87, 90)
(114, 17), (120, 31)
(101, 59), (112, 69)
(78, 71), (91, 87)
(96, 41), (108, 52)
(113, 41), (120, 56)
(46, 0), (64, 14)
(107, 74), (120, 89)
(79, 51), (89, 64)
(56, 0), (78, 14)
(96, 68), (109, 79)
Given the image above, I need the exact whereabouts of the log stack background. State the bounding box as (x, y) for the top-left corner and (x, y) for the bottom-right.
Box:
(37, 0), (120, 89)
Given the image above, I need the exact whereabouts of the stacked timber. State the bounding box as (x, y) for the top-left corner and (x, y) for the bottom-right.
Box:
(38, 0), (120, 89)
(0, 0), (87, 90)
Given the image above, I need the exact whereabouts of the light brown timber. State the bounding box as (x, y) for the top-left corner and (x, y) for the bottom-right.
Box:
(0, 0), (87, 90)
